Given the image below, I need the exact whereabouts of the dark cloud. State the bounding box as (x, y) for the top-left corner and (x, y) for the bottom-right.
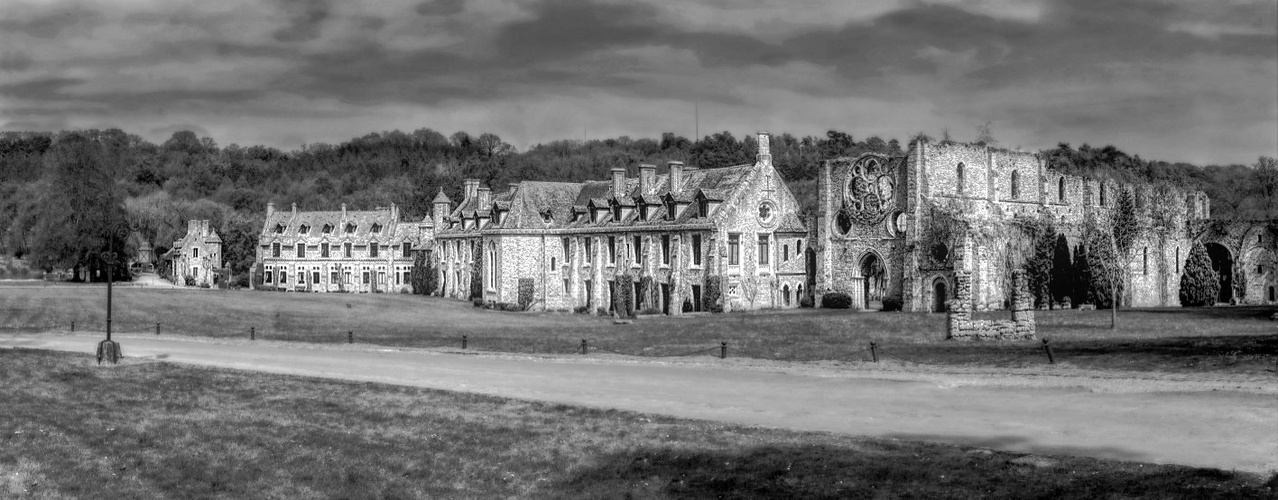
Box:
(0, 4), (100, 39)
(0, 51), (33, 72)
(150, 124), (212, 140)
(0, 77), (84, 100)
(415, 0), (465, 17)
(273, 0), (332, 43)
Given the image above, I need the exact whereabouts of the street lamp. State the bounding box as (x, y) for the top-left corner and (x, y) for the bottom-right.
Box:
(97, 219), (130, 365)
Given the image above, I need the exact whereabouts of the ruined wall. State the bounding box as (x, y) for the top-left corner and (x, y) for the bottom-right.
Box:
(947, 270), (1036, 340)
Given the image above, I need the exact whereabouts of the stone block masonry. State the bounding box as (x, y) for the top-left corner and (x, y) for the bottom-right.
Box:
(947, 269), (1036, 340)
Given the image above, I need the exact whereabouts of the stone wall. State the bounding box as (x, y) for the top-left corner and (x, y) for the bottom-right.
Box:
(946, 269), (1036, 340)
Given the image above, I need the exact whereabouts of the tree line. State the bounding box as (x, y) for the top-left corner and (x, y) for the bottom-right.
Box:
(0, 126), (1273, 287)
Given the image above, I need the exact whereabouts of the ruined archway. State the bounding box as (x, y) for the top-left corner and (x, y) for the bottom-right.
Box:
(932, 277), (949, 313)
(859, 252), (885, 310)
(1205, 242), (1233, 304)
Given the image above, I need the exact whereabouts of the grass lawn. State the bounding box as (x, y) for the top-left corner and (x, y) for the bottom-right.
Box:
(2, 349), (1272, 499)
(2, 284), (1277, 374)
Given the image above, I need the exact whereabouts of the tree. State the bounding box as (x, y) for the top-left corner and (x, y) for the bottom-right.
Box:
(975, 121), (996, 146)
(1072, 242), (1091, 308)
(28, 132), (132, 281)
(1179, 243), (1219, 306)
(1050, 233), (1073, 306)
(1023, 222), (1056, 308)
(1105, 188), (1140, 328)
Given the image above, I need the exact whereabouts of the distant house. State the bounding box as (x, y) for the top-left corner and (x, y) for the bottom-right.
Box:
(255, 203), (432, 293)
(167, 220), (223, 286)
(433, 132), (808, 313)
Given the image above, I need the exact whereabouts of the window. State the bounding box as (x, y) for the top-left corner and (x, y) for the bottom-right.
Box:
(371, 223), (382, 234)
(362, 271), (370, 284)
(344, 271), (352, 284)
(311, 271), (319, 284)
(274, 224), (285, 234)
(613, 204), (622, 222)
(584, 238), (593, 263)
(956, 163), (965, 193)
(370, 243), (379, 258)
(1175, 247), (1180, 272)
(344, 243), (352, 258)
(1258, 265), (1264, 274)
(487, 242), (497, 288)
(321, 243), (330, 258)
(298, 271), (305, 284)
(666, 199), (677, 220)
(608, 236), (616, 264)
(345, 223), (356, 234)
(296, 243), (305, 258)
(698, 199), (708, 218)
(633, 236), (642, 265)
(1010, 170), (1020, 199)
(551, 257), (556, 269)
(265, 269), (273, 283)
(299, 224), (309, 234)
(322, 224), (333, 234)
(563, 278), (570, 294)
(192, 248), (199, 258)
(758, 234), (770, 266)
(330, 271), (338, 283)
(797, 239), (802, 255)
(661, 235), (671, 265)
(692, 234), (702, 266)
(402, 242), (411, 258)
(279, 271), (286, 284)
(562, 238), (570, 264)
(1143, 247), (1148, 275)
(272, 242), (280, 257)
(783, 244), (789, 262)
(1058, 177), (1066, 202)
(1099, 184), (1107, 206)
(728, 233), (740, 266)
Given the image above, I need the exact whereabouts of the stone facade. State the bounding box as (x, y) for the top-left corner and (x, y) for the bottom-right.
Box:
(168, 220), (222, 287)
(433, 133), (808, 313)
(947, 270), (1036, 340)
(255, 203), (431, 293)
(814, 139), (1211, 311)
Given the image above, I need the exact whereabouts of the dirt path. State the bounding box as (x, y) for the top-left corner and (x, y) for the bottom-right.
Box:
(5, 332), (1276, 474)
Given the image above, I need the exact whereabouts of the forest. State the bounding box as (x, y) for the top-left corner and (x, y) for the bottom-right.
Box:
(1, 126), (1274, 285)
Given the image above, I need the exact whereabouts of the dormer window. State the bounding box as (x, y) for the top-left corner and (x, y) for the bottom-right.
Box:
(299, 224), (310, 235)
(698, 199), (708, 218)
(371, 223), (382, 234)
(274, 224), (285, 234)
(541, 210), (553, 224)
(322, 224), (333, 234)
(612, 203), (622, 222)
(665, 198), (677, 221)
(345, 223), (357, 234)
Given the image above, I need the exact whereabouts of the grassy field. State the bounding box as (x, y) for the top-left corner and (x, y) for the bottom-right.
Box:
(2, 284), (1277, 374)
(2, 349), (1272, 499)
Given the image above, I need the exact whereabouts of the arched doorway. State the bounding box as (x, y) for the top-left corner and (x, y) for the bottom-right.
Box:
(1205, 243), (1233, 303)
(804, 247), (817, 301)
(859, 253), (885, 310)
(933, 278), (948, 313)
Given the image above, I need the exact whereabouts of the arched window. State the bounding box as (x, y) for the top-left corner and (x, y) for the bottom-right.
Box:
(956, 163), (965, 194)
(1010, 170), (1020, 199)
(1058, 177), (1066, 202)
(1099, 184), (1107, 206)
(487, 242), (497, 289)
(1143, 247), (1148, 275)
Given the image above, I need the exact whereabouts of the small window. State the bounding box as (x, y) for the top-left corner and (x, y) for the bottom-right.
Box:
(698, 199), (708, 218)
(728, 233), (740, 266)
(1257, 265), (1263, 274)
(1099, 184), (1107, 206)
(797, 239), (802, 254)
(758, 234), (770, 266)
(692, 234), (702, 266)
(584, 238), (593, 263)
(551, 257), (557, 269)
(344, 243), (352, 258)
(274, 224), (285, 234)
(265, 270), (273, 283)
(297, 243), (305, 258)
(633, 236), (642, 265)
(956, 163), (965, 194)
(370, 243), (379, 258)
(279, 272), (286, 284)
(272, 242), (281, 258)
(345, 223), (357, 234)
(562, 238), (570, 264)
(608, 236), (616, 264)
(1058, 177), (1066, 202)
(402, 242), (411, 258)
(661, 235), (671, 265)
(371, 223), (382, 234)
(192, 248), (199, 258)
(1143, 247), (1148, 275)
(322, 224), (333, 234)
(783, 244), (789, 262)
(1010, 170), (1020, 199)
(299, 224), (310, 235)
(321, 243), (330, 258)
(330, 271), (338, 283)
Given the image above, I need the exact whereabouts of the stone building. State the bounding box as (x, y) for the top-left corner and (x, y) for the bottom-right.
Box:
(812, 139), (1212, 311)
(168, 220), (222, 287)
(255, 203), (430, 293)
(432, 132), (807, 313)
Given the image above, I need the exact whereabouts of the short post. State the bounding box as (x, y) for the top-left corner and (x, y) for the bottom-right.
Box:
(580, 339), (587, 355)
(870, 341), (879, 363)
(720, 341), (727, 359)
(155, 322), (160, 336)
(250, 326), (255, 341)
(348, 331), (353, 344)
(71, 321), (75, 332)
(462, 335), (468, 349)
(1042, 337), (1055, 364)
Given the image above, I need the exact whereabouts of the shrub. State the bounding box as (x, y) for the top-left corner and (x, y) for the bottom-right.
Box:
(596, 307), (609, 317)
(183, 275), (195, 286)
(821, 292), (853, 309)
(638, 307), (661, 315)
(703, 276), (722, 313)
(1179, 242), (1219, 307)
(574, 305), (591, 314)
(682, 298), (693, 313)
(799, 296), (815, 308)
(517, 278), (535, 311)
(615, 274), (635, 318)
(470, 243), (483, 300)
(882, 296), (903, 311)
(472, 298), (484, 308)
(199, 283), (210, 289)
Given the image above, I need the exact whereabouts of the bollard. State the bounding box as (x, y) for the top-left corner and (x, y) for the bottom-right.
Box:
(348, 331), (353, 344)
(1042, 337), (1055, 364)
(581, 339), (587, 355)
(71, 321), (75, 332)
(156, 322), (160, 336)
(870, 341), (878, 363)
(462, 335), (467, 349)
(720, 341), (727, 359)
(250, 326), (255, 341)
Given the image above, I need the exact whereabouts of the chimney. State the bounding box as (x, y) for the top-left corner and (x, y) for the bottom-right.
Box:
(188, 220), (198, 236)
(508, 182), (520, 194)
(390, 203), (399, 222)
(756, 131), (771, 166)
(668, 161), (684, 196)
(477, 186), (491, 209)
(291, 202), (298, 218)
(610, 167), (626, 196)
(341, 203), (347, 219)
(639, 164), (656, 195)
(267, 202), (275, 217)
(463, 179), (480, 203)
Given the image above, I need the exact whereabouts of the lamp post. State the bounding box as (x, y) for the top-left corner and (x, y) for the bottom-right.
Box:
(97, 220), (130, 365)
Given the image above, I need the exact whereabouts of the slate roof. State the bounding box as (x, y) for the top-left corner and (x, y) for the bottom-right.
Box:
(261, 207), (418, 245)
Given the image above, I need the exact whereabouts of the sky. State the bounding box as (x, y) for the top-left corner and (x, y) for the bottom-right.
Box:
(1, 0), (1275, 166)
